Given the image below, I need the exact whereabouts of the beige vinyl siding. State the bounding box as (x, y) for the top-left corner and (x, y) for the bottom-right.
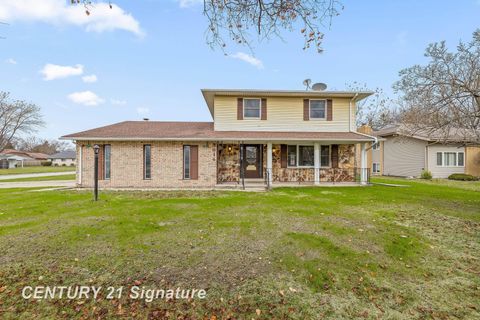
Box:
(383, 136), (427, 177)
(427, 144), (465, 178)
(371, 144), (382, 175)
(214, 96), (352, 132)
(466, 146), (480, 177)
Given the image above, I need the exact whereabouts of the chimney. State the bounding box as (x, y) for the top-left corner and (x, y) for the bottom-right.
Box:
(357, 124), (373, 135)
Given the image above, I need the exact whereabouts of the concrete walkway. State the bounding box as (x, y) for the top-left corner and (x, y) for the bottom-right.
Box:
(0, 171), (75, 181)
(0, 180), (75, 188)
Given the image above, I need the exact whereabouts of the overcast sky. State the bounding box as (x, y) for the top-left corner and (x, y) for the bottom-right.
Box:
(1, 0), (479, 140)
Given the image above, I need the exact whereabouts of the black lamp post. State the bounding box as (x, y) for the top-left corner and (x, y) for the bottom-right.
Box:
(93, 144), (100, 201)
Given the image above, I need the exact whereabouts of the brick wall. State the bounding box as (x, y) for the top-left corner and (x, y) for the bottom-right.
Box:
(76, 141), (217, 188)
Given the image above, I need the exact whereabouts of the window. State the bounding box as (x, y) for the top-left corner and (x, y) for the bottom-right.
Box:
(372, 142), (380, 150)
(458, 152), (464, 166)
(436, 152), (442, 166)
(104, 144), (111, 180)
(320, 145), (330, 167)
(287, 145), (330, 167)
(183, 145), (190, 179)
(309, 100), (326, 119)
(372, 163), (381, 173)
(144, 145), (151, 179)
(436, 151), (465, 167)
(243, 98), (261, 118)
(299, 146), (314, 167)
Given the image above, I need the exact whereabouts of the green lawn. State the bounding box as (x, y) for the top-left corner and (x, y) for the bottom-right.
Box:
(0, 166), (75, 175)
(0, 174), (76, 182)
(0, 179), (479, 319)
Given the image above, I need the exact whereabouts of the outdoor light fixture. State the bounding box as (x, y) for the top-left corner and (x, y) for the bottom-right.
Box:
(93, 144), (100, 201)
(228, 146), (232, 152)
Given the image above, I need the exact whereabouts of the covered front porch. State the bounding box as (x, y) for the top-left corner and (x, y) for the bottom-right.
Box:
(216, 140), (370, 189)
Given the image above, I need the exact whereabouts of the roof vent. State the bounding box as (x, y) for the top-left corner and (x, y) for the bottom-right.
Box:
(143, 118), (149, 121)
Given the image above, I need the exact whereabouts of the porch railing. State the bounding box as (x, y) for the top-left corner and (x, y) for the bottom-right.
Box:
(271, 167), (370, 185)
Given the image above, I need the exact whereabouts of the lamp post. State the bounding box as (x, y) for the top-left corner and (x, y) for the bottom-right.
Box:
(93, 144), (100, 201)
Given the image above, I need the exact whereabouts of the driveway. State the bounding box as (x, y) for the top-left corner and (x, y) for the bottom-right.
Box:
(0, 180), (75, 189)
(0, 171), (75, 181)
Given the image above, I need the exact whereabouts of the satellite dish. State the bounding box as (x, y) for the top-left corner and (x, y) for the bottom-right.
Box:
(312, 83), (327, 91)
(302, 79), (312, 90)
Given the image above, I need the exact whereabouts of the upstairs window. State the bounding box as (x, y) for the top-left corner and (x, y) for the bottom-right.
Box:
(309, 100), (326, 119)
(243, 98), (261, 118)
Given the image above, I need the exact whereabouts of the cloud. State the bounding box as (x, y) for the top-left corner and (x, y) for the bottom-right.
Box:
(136, 107), (150, 115)
(82, 74), (97, 83)
(111, 99), (127, 105)
(230, 52), (264, 69)
(0, 0), (144, 37)
(41, 63), (84, 81)
(68, 91), (104, 106)
(177, 0), (203, 8)
(5, 58), (17, 64)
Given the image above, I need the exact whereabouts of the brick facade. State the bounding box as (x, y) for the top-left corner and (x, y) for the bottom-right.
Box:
(77, 141), (217, 188)
(76, 141), (357, 188)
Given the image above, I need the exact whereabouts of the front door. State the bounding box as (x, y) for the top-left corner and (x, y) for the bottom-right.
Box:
(243, 144), (262, 179)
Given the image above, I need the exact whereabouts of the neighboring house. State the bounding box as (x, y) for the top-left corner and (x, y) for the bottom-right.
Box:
(0, 149), (49, 167)
(358, 125), (480, 178)
(0, 154), (33, 169)
(61, 89), (376, 189)
(49, 150), (76, 166)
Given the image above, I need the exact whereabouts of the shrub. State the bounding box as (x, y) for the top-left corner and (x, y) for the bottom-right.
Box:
(61, 164), (66, 167)
(41, 161), (52, 167)
(448, 173), (478, 181)
(420, 170), (432, 180)
(70, 163), (75, 166)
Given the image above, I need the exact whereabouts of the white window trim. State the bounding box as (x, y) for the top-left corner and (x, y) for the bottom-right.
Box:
(104, 144), (111, 180)
(309, 99), (327, 120)
(372, 142), (380, 150)
(243, 98), (261, 119)
(372, 162), (381, 173)
(286, 144), (331, 168)
(435, 151), (465, 167)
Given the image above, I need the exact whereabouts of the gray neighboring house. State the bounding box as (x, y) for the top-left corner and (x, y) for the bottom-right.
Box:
(49, 150), (76, 167)
(371, 125), (480, 178)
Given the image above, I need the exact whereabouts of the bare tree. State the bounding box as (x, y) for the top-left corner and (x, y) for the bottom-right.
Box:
(14, 136), (71, 154)
(394, 29), (480, 144)
(0, 92), (44, 152)
(346, 82), (398, 130)
(72, 0), (342, 53)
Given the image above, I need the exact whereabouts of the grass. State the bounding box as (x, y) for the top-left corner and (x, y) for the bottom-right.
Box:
(0, 166), (75, 175)
(0, 174), (76, 182)
(0, 178), (479, 319)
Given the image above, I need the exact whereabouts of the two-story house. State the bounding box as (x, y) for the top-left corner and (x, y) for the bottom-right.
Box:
(61, 89), (376, 189)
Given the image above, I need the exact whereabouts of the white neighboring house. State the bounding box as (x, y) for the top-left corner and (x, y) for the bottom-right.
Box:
(0, 154), (32, 169)
(48, 151), (76, 167)
(371, 125), (479, 178)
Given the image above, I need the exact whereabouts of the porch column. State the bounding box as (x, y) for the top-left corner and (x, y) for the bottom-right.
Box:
(314, 142), (320, 185)
(266, 142), (273, 187)
(360, 142), (367, 185)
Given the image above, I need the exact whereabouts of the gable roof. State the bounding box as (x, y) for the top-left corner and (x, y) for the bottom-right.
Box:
(201, 89), (373, 117)
(374, 124), (479, 144)
(49, 150), (76, 159)
(61, 121), (374, 142)
(0, 149), (49, 160)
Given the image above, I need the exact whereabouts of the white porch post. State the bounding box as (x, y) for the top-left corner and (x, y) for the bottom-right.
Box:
(266, 143), (273, 187)
(314, 142), (320, 185)
(360, 142), (367, 185)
